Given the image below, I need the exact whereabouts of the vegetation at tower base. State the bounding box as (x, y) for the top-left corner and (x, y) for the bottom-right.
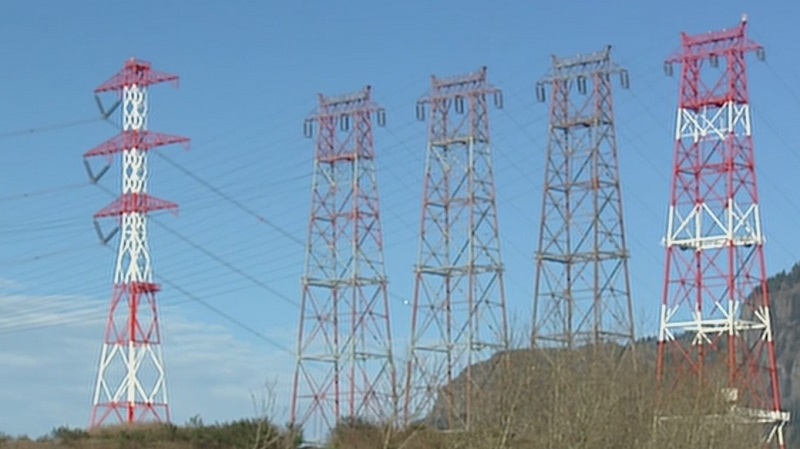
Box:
(326, 344), (763, 449)
(0, 419), (303, 449)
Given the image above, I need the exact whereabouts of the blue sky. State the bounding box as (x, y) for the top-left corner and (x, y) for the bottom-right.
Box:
(2, 0), (800, 439)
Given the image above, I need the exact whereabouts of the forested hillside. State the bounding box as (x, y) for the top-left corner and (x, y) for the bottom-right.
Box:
(768, 261), (800, 444)
(419, 261), (800, 448)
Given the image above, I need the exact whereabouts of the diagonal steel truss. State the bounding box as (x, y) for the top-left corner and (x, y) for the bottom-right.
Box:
(531, 46), (636, 351)
(86, 58), (187, 428)
(404, 67), (509, 431)
(291, 86), (397, 442)
(656, 17), (788, 449)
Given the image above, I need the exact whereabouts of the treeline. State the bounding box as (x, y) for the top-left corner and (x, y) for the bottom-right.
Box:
(0, 417), (301, 449)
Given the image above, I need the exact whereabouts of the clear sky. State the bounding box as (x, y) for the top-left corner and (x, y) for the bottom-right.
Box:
(2, 0), (800, 439)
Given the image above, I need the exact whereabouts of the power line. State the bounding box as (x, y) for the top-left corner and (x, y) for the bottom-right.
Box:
(91, 183), (300, 309)
(153, 150), (305, 246)
(0, 182), (89, 202)
(0, 117), (103, 140)
(155, 274), (293, 356)
(0, 50), (715, 348)
(0, 274), (294, 357)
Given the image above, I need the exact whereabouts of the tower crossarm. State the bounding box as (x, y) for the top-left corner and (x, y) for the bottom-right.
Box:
(664, 16), (765, 110)
(538, 45), (627, 85)
(95, 58), (179, 92)
(85, 130), (190, 159)
(94, 193), (179, 218)
(309, 85), (384, 119)
(665, 17), (763, 66)
(419, 66), (499, 102)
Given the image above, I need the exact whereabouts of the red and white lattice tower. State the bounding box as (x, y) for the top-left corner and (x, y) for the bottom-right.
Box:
(404, 67), (509, 430)
(656, 16), (789, 447)
(291, 86), (397, 440)
(85, 58), (189, 427)
(531, 46), (635, 350)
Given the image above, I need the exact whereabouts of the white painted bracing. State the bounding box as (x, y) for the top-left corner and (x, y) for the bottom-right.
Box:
(666, 101), (761, 251)
(659, 100), (789, 438)
(92, 83), (169, 420)
(661, 100), (766, 343)
(659, 303), (772, 345)
(665, 200), (762, 250)
(674, 102), (751, 142)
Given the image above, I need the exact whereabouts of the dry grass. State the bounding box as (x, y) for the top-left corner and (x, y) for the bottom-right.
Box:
(0, 418), (298, 449)
(0, 345), (777, 449)
(327, 344), (771, 449)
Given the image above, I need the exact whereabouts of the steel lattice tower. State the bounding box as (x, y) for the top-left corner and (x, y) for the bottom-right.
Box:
(291, 86), (397, 440)
(531, 46), (636, 351)
(656, 16), (789, 448)
(85, 58), (189, 427)
(404, 67), (509, 430)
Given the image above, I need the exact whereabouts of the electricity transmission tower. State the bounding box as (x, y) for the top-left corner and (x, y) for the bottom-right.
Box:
(531, 46), (636, 351)
(656, 16), (789, 448)
(291, 86), (397, 441)
(404, 67), (509, 430)
(85, 58), (189, 427)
